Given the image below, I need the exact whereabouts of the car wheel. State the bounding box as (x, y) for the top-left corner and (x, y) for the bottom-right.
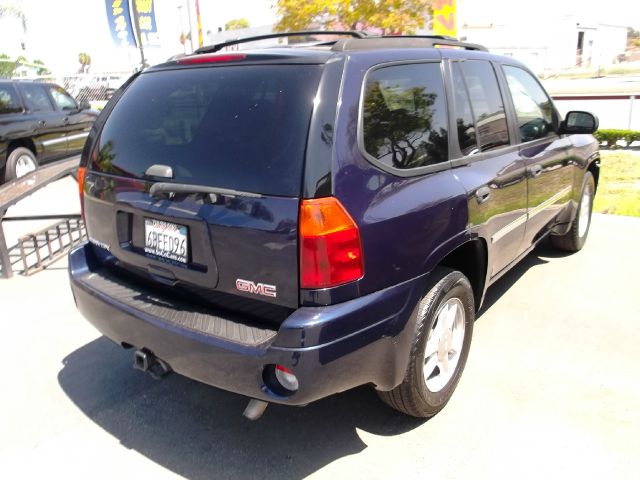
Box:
(551, 171), (595, 252)
(4, 147), (39, 182)
(378, 267), (474, 418)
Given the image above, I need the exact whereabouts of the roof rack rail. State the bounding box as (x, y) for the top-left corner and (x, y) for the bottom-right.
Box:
(331, 35), (488, 52)
(195, 31), (369, 54)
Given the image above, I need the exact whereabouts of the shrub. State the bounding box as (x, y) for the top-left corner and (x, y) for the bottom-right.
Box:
(594, 129), (640, 148)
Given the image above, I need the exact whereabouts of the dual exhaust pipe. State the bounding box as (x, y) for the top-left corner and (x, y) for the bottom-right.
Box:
(132, 348), (270, 420)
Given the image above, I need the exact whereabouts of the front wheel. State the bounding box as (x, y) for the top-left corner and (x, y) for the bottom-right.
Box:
(551, 171), (595, 252)
(378, 267), (474, 418)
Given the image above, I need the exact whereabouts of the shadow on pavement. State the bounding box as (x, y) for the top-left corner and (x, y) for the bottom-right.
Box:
(58, 338), (424, 479)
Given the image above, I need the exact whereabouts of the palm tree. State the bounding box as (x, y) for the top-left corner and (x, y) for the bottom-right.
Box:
(0, 5), (27, 35)
(78, 52), (91, 73)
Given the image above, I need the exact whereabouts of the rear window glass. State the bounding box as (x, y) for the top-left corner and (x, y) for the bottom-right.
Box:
(0, 84), (22, 114)
(18, 83), (54, 112)
(93, 65), (323, 196)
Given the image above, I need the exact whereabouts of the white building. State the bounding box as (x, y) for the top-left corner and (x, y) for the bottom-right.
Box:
(460, 16), (627, 74)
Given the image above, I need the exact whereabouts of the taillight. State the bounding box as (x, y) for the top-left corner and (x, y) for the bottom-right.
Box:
(299, 197), (364, 289)
(77, 166), (86, 222)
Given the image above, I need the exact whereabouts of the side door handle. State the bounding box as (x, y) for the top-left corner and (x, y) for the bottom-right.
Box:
(528, 164), (543, 178)
(475, 186), (491, 204)
(63, 116), (70, 125)
(38, 120), (46, 127)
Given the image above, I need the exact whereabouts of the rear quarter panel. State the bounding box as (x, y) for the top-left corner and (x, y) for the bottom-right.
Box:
(331, 52), (470, 298)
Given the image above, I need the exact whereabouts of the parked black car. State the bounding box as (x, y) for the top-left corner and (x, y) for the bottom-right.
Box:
(0, 80), (98, 183)
(69, 32), (600, 420)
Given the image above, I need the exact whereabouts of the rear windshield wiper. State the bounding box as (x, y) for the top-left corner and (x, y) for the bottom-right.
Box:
(149, 182), (263, 200)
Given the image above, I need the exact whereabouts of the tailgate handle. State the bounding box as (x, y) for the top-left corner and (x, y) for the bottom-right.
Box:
(145, 164), (174, 179)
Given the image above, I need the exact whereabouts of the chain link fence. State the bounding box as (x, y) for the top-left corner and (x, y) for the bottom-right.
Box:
(14, 72), (130, 106)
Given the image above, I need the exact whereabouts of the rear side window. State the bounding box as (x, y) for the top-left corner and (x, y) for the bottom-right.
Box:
(362, 63), (449, 170)
(502, 65), (556, 142)
(17, 83), (54, 112)
(0, 84), (22, 114)
(93, 65), (323, 196)
(460, 60), (509, 152)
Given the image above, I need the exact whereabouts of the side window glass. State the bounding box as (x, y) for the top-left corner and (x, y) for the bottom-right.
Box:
(0, 84), (23, 114)
(18, 84), (54, 112)
(362, 63), (449, 169)
(503, 65), (556, 142)
(49, 86), (77, 111)
(451, 63), (478, 156)
(460, 60), (510, 152)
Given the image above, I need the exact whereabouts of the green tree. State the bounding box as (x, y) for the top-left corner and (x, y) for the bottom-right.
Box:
(78, 52), (91, 73)
(0, 53), (17, 78)
(32, 59), (50, 75)
(274, 0), (430, 35)
(225, 18), (250, 30)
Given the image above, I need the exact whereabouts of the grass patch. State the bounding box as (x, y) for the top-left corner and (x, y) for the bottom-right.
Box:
(593, 151), (640, 217)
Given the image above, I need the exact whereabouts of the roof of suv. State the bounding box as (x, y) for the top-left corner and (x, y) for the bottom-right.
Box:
(151, 31), (527, 72)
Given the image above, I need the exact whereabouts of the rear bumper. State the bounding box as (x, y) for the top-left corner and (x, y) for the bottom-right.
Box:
(69, 243), (424, 405)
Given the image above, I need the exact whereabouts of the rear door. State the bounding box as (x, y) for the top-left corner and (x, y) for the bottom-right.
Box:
(449, 59), (528, 277)
(500, 65), (574, 249)
(16, 83), (68, 162)
(83, 64), (324, 309)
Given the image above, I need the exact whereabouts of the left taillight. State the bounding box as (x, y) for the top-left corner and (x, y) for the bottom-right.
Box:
(77, 166), (86, 222)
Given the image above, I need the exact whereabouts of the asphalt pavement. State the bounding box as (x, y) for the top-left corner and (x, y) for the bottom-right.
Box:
(0, 213), (639, 479)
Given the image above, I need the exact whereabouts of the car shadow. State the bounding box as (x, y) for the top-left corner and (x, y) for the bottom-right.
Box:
(58, 338), (424, 479)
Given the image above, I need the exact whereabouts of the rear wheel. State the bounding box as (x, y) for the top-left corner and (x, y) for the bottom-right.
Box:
(551, 171), (595, 252)
(378, 267), (474, 418)
(4, 147), (38, 182)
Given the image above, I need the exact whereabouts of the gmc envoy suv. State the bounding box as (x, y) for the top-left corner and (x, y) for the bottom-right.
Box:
(69, 32), (599, 420)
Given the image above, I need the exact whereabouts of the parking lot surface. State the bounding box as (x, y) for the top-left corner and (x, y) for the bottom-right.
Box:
(1, 213), (639, 479)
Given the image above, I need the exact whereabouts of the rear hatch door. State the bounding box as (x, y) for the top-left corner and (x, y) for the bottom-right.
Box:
(83, 64), (324, 309)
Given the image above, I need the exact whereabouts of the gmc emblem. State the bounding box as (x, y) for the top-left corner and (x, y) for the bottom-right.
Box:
(235, 279), (277, 298)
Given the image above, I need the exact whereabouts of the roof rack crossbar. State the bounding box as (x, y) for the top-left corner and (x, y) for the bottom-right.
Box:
(380, 35), (487, 51)
(195, 30), (369, 54)
(331, 35), (488, 52)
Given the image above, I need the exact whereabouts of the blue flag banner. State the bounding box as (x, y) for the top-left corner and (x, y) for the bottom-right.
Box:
(105, 0), (137, 47)
(134, 0), (160, 47)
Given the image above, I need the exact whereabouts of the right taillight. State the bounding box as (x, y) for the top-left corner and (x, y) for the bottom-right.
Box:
(299, 197), (364, 289)
(77, 166), (86, 222)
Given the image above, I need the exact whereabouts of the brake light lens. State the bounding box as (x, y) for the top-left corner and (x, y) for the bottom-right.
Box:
(177, 53), (246, 64)
(77, 166), (86, 222)
(299, 197), (364, 289)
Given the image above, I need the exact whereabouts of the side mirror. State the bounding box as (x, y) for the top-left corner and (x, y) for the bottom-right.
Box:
(79, 100), (91, 111)
(559, 111), (599, 134)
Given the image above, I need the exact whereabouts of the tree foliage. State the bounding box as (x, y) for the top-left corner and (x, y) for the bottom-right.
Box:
(0, 4), (27, 34)
(225, 18), (250, 31)
(274, 0), (430, 34)
(78, 52), (91, 73)
(0, 53), (16, 78)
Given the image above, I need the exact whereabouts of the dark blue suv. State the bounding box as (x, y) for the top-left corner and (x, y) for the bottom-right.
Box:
(69, 32), (599, 419)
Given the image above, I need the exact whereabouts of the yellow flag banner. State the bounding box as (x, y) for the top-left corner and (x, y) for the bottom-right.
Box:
(432, 0), (457, 38)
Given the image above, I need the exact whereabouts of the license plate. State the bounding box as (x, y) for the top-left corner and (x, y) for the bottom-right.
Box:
(144, 218), (188, 263)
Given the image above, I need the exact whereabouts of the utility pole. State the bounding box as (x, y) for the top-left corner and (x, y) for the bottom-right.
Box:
(130, 0), (147, 70)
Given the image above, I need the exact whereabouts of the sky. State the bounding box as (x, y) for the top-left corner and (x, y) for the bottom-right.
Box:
(1, 0), (639, 73)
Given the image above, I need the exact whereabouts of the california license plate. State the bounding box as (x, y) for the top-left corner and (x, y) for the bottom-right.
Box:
(144, 218), (188, 263)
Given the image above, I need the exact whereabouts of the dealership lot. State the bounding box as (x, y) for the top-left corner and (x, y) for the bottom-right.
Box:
(0, 211), (638, 479)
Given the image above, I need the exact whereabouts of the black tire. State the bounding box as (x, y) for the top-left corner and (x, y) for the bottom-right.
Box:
(378, 267), (474, 418)
(4, 147), (38, 182)
(550, 172), (595, 252)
